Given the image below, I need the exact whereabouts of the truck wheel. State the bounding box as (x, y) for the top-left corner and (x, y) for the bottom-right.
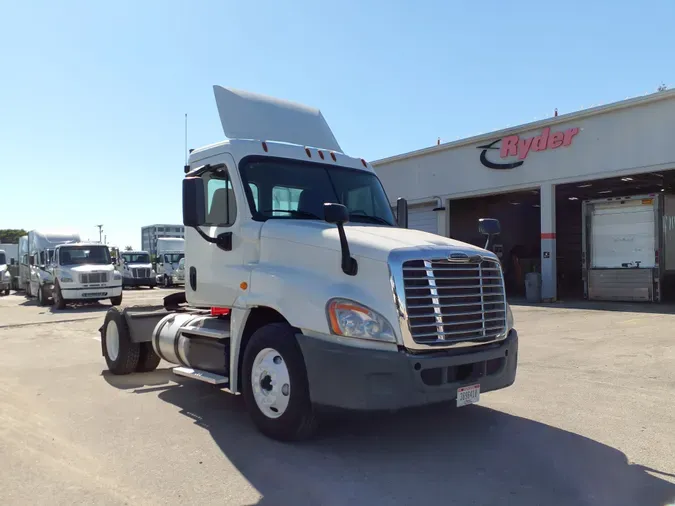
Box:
(110, 294), (123, 306)
(135, 342), (161, 372)
(102, 307), (139, 375)
(52, 283), (66, 310)
(242, 323), (317, 441)
(37, 285), (49, 306)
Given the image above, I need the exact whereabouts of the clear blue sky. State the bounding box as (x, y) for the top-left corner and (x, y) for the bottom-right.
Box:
(2, 0), (674, 249)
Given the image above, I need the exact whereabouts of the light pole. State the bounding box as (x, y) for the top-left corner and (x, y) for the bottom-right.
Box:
(96, 224), (103, 244)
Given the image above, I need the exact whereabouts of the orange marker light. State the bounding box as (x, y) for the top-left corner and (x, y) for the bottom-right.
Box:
(305, 147), (311, 158)
(318, 150), (325, 160)
(330, 152), (337, 161)
(262, 142), (268, 152)
(240, 282), (248, 290)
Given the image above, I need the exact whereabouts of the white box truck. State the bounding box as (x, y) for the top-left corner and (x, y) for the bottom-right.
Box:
(0, 250), (10, 295)
(155, 237), (184, 287)
(49, 242), (123, 309)
(99, 86), (517, 441)
(19, 230), (81, 304)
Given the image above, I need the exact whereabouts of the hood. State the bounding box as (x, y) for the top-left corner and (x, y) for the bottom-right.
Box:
(65, 264), (114, 273)
(261, 221), (492, 262)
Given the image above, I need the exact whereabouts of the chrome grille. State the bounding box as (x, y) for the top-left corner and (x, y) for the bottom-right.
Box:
(402, 258), (506, 345)
(132, 268), (150, 278)
(80, 272), (108, 284)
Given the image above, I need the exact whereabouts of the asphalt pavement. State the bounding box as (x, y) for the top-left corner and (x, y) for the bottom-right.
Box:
(0, 289), (673, 505)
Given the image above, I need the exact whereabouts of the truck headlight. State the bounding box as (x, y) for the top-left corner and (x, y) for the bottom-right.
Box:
(2, 271), (9, 280)
(151, 269), (156, 276)
(113, 271), (122, 280)
(506, 303), (514, 331)
(326, 298), (396, 343)
(60, 276), (73, 283)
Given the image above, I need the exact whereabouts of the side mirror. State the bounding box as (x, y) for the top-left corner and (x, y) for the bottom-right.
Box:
(324, 203), (349, 224)
(10, 259), (15, 265)
(478, 218), (501, 236)
(182, 177), (206, 227)
(323, 203), (357, 276)
(29, 255), (35, 266)
(478, 218), (501, 250)
(396, 197), (408, 228)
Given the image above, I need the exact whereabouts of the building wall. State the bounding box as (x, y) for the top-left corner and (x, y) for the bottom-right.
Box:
(374, 92), (675, 203)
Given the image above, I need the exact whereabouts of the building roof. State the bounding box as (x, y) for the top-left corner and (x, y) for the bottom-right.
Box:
(372, 88), (675, 167)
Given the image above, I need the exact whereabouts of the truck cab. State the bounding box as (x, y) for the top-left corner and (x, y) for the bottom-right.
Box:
(120, 250), (156, 289)
(0, 250), (10, 295)
(50, 242), (123, 309)
(155, 238), (184, 287)
(100, 86), (517, 441)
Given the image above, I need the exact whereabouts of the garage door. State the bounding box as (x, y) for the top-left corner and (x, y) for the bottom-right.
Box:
(408, 204), (438, 234)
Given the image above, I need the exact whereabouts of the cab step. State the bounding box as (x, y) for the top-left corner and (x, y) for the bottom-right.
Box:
(172, 367), (229, 385)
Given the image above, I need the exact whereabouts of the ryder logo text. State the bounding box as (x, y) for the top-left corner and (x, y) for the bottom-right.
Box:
(478, 126), (580, 170)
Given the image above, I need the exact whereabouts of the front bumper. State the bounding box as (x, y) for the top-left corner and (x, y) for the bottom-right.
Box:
(60, 284), (123, 300)
(297, 329), (518, 411)
(123, 277), (156, 287)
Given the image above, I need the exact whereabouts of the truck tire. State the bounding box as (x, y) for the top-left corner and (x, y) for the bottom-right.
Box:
(37, 285), (50, 306)
(136, 342), (161, 372)
(110, 293), (123, 306)
(102, 307), (140, 375)
(242, 322), (318, 441)
(52, 282), (66, 310)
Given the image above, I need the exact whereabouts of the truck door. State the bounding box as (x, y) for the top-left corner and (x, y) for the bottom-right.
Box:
(186, 155), (250, 307)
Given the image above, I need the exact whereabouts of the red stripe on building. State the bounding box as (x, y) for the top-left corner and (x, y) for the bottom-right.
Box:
(541, 233), (556, 239)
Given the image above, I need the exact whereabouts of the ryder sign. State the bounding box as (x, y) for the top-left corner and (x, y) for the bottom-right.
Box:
(478, 126), (580, 170)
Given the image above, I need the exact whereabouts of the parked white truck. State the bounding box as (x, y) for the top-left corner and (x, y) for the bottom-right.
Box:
(19, 230), (81, 304)
(155, 237), (184, 287)
(49, 242), (123, 309)
(99, 86), (517, 441)
(0, 250), (10, 295)
(120, 250), (156, 289)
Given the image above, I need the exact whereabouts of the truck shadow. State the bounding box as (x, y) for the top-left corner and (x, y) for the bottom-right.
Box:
(105, 376), (675, 506)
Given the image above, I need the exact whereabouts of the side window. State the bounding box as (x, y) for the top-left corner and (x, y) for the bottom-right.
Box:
(206, 171), (237, 225)
(39, 251), (45, 265)
(248, 183), (259, 211)
(272, 186), (303, 216)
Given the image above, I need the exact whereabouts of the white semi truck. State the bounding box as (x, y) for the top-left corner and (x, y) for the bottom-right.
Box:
(155, 237), (185, 287)
(19, 230), (81, 304)
(99, 86), (518, 441)
(120, 250), (156, 289)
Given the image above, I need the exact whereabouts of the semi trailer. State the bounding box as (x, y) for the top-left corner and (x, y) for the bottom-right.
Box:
(99, 86), (518, 441)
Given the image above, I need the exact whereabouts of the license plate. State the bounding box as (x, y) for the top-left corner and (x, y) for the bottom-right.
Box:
(457, 384), (480, 407)
(82, 292), (107, 297)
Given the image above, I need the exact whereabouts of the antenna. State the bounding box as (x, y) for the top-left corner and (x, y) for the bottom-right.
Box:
(96, 224), (103, 243)
(184, 113), (188, 165)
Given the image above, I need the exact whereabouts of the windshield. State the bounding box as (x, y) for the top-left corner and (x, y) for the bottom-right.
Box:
(0, 252), (5, 265)
(59, 246), (111, 266)
(239, 157), (396, 226)
(122, 253), (150, 264)
(163, 253), (184, 263)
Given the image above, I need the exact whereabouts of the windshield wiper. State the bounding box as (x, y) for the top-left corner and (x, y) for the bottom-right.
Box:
(348, 212), (391, 225)
(262, 209), (323, 220)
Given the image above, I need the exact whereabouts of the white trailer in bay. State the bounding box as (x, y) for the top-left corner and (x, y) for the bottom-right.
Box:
(99, 86), (517, 441)
(582, 193), (675, 302)
(155, 237), (184, 287)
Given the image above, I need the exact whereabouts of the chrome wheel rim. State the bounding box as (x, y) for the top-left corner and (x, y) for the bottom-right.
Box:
(251, 348), (291, 419)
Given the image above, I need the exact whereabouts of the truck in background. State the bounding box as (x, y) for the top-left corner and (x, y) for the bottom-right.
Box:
(49, 242), (123, 309)
(171, 257), (185, 286)
(99, 86), (517, 441)
(0, 250), (10, 295)
(155, 237), (184, 287)
(120, 250), (156, 289)
(19, 230), (81, 304)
